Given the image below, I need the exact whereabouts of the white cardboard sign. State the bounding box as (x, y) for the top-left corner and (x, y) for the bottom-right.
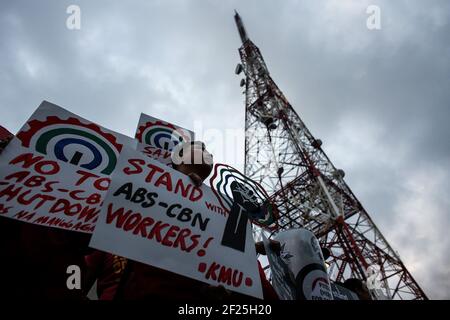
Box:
(0, 101), (135, 233)
(262, 233), (297, 300)
(135, 112), (194, 154)
(136, 143), (174, 167)
(89, 146), (263, 298)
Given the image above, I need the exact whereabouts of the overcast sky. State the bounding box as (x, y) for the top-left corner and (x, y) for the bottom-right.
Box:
(0, 0), (449, 299)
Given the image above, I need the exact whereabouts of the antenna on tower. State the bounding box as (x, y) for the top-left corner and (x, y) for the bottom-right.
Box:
(234, 10), (248, 43)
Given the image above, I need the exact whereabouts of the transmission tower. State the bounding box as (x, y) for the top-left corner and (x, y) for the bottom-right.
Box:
(234, 11), (427, 300)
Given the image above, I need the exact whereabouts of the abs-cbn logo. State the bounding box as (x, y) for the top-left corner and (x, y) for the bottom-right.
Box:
(365, 265), (382, 290)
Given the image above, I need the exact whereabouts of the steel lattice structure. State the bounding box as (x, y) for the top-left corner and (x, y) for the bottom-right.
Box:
(234, 11), (427, 300)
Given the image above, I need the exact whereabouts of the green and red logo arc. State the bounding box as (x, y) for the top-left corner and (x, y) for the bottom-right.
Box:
(209, 163), (279, 230)
(17, 116), (122, 175)
(136, 121), (192, 151)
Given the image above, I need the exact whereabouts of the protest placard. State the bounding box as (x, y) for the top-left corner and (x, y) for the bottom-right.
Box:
(209, 163), (279, 231)
(135, 113), (194, 151)
(134, 113), (194, 166)
(262, 233), (297, 300)
(273, 229), (333, 300)
(0, 101), (135, 233)
(137, 144), (173, 167)
(89, 146), (263, 298)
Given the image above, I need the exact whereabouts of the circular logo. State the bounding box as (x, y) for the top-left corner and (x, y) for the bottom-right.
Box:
(17, 116), (122, 175)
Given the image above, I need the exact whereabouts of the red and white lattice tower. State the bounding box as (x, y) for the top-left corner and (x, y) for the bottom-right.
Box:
(234, 11), (427, 300)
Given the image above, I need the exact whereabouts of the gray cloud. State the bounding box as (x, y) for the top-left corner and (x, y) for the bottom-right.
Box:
(0, 0), (449, 299)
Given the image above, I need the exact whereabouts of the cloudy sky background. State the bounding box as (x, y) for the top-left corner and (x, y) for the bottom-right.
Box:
(0, 0), (449, 298)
